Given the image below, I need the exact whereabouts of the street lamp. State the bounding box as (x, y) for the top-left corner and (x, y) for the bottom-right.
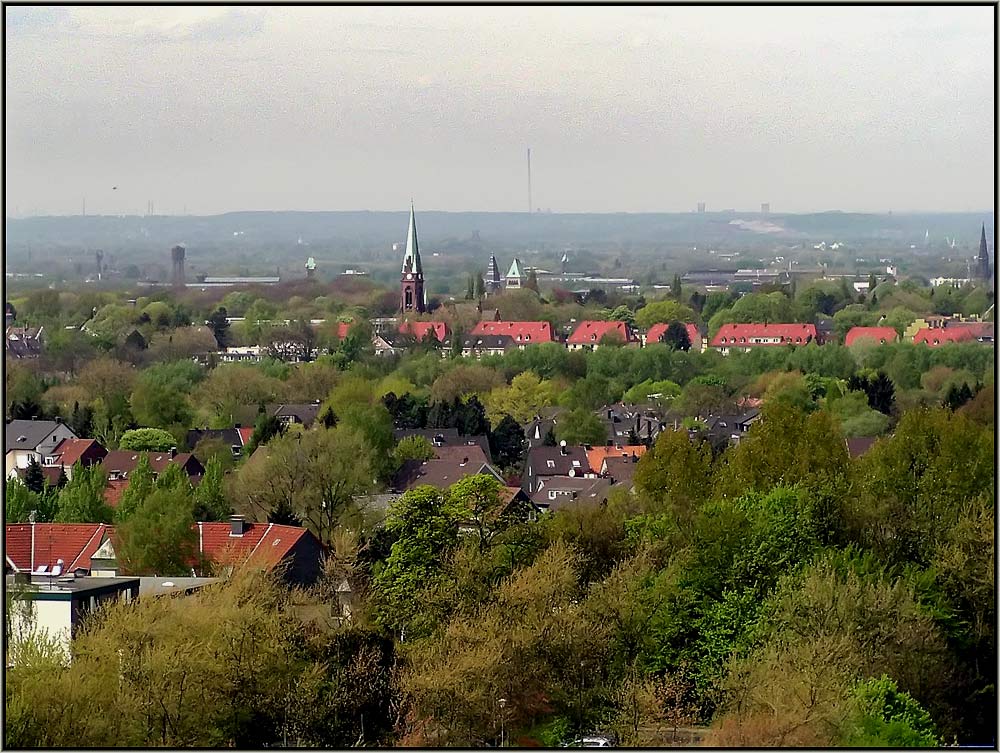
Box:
(499, 697), (507, 748)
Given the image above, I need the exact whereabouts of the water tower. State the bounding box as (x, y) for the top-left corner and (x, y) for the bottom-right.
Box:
(171, 245), (186, 288)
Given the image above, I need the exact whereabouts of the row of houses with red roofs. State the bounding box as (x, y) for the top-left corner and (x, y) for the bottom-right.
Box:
(373, 315), (992, 358)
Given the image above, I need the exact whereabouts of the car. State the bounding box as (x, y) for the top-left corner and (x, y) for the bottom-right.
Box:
(562, 736), (615, 748)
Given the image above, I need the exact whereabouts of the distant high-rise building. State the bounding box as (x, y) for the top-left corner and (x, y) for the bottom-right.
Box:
(560, 251), (569, 273)
(170, 245), (186, 288)
(978, 223), (992, 280)
(95, 250), (103, 280)
(400, 204), (426, 314)
(485, 254), (503, 293)
(305, 256), (316, 279)
(697, 202), (706, 213)
(761, 203), (770, 216)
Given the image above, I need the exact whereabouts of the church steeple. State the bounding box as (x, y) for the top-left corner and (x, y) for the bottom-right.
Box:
(978, 223), (991, 280)
(400, 203), (426, 313)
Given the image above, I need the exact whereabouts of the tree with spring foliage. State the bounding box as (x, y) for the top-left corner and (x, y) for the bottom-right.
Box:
(54, 464), (112, 524)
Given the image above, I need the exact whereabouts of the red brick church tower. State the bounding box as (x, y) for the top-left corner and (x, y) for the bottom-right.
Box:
(400, 203), (426, 314)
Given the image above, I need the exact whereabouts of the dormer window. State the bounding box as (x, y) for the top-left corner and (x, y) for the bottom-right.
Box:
(571, 460), (581, 467)
(546, 460), (556, 468)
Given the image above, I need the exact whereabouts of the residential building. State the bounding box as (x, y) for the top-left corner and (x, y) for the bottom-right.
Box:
(461, 334), (517, 358)
(845, 436), (878, 459)
(531, 476), (613, 513)
(5, 518), (324, 587)
(6, 572), (139, 662)
(522, 444), (591, 494)
(643, 322), (703, 352)
(390, 445), (501, 493)
(101, 449), (204, 482)
(844, 326), (899, 347)
(470, 320), (554, 346)
(185, 428), (253, 458)
(710, 323), (817, 354)
(585, 444), (647, 475)
(912, 323), (994, 346)
(46, 438), (107, 480)
(5, 420), (77, 478)
(600, 455), (641, 487)
(398, 320), (449, 343)
(567, 320), (635, 350)
(391, 428), (492, 462)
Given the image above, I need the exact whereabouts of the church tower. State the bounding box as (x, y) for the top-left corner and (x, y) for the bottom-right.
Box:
(485, 254), (502, 294)
(977, 223), (991, 281)
(400, 203), (426, 314)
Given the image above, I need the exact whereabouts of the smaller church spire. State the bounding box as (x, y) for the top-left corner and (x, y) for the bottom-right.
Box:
(978, 222), (991, 280)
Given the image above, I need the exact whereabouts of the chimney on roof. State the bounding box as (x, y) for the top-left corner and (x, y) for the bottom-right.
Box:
(169, 446), (177, 458)
(559, 440), (567, 456)
(235, 423), (241, 429)
(230, 515), (247, 536)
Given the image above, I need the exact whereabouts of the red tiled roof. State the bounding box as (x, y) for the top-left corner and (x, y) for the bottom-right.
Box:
(196, 522), (312, 568)
(5, 522), (316, 575)
(104, 479), (129, 508)
(646, 322), (700, 348)
(586, 444), (646, 474)
(50, 438), (106, 467)
(237, 427), (254, 446)
(568, 320), (633, 344)
(470, 320), (554, 343)
(844, 326), (899, 347)
(399, 320), (449, 342)
(711, 323), (817, 348)
(913, 328), (976, 346)
(336, 322), (352, 339)
(5, 523), (109, 573)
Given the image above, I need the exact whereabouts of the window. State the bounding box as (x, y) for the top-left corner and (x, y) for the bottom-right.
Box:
(571, 460), (581, 467)
(546, 460), (555, 468)
(549, 491), (557, 500)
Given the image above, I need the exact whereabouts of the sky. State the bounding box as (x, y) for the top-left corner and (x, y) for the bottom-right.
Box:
(4, 6), (995, 216)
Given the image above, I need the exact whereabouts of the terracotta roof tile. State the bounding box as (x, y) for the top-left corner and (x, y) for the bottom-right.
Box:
(845, 326), (899, 347)
(470, 321), (554, 343)
(399, 321), (449, 342)
(568, 320), (633, 345)
(711, 323), (817, 348)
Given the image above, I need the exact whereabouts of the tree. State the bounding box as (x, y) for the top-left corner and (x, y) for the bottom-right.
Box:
(474, 275), (486, 299)
(634, 429), (713, 525)
(54, 464), (112, 524)
(662, 321), (692, 351)
(394, 435), (435, 464)
(193, 456), (232, 522)
(847, 371), (896, 415)
(207, 307), (231, 348)
(484, 371), (558, 425)
(555, 408), (607, 446)
(119, 428), (176, 452)
(844, 675), (939, 747)
(372, 485), (466, 636)
(234, 426), (374, 547)
(525, 269), (540, 293)
(114, 454), (155, 522)
(117, 487), (198, 576)
(447, 474), (508, 552)
(244, 412), (285, 456)
(671, 273), (683, 299)
(5, 476), (55, 523)
(488, 414), (526, 469)
(429, 365), (504, 404)
(635, 299), (696, 329)
(23, 458), (46, 494)
(465, 275), (475, 300)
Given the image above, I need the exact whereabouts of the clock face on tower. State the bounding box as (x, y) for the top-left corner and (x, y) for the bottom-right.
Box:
(406, 274), (413, 279)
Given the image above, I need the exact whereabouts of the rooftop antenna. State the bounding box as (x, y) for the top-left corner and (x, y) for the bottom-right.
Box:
(527, 147), (532, 214)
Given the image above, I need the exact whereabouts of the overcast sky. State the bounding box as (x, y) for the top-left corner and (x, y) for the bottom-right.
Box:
(5, 6), (995, 216)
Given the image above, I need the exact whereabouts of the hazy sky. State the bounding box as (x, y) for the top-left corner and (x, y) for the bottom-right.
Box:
(5, 6), (995, 216)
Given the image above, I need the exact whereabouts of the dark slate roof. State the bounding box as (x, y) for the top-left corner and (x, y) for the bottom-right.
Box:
(6, 420), (69, 452)
(271, 403), (321, 426)
(390, 445), (501, 492)
(392, 428), (492, 461)
(602, 455), (641, 486)
(532, 477), (614, 511)
(525, 446), (590, 479)
(845, 436), (878, 458)
(186, 428), (244, 451)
